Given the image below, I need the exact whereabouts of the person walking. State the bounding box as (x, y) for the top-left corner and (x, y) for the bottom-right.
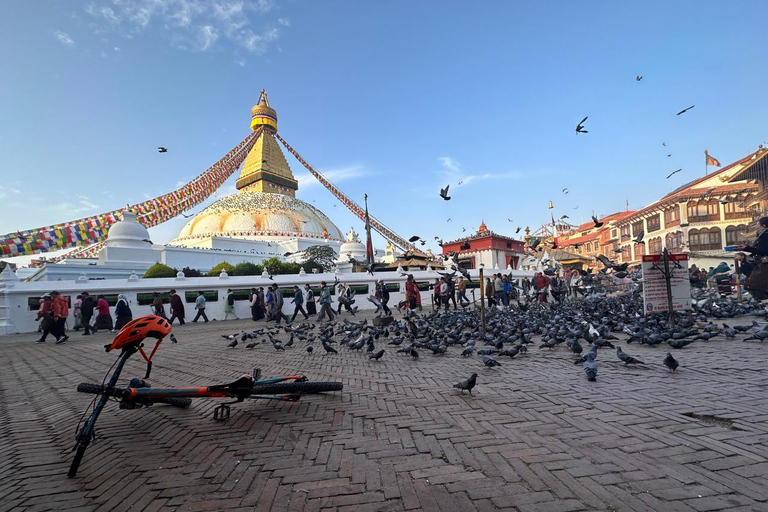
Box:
(535, 272), (551, 303)
(265, 286), (276, 322)
(485, 278), (495, 307)
(493, 273), (507, 307)
(94, 295), (114, 331)
(80, 292), (96, 335)
(192, 291), (209, 323)
(223, 289), (238, 320)
(457, 276), (468, 306)
(152, 292), (167, 318)
(432, 278), (442, 311)
(316, 281), (336, 322)
(405, 275), (420, 313)
(169, 289), (185, 325)
(73, 295), (83, 331)
(305, 284), (317, 316)
(272, 284), (291, 325)
(35, 294), (54, 343)
(113, 294), (133, 332)
(249, 288), (264, 321)
(49, 291), (70, 344)
(376, 280), (392, 316)
(290, 285), (309, 322)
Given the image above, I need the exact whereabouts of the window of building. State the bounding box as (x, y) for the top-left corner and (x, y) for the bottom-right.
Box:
(647, 214), (661, 233)
(634, 242), (645, 258)
(620, 225), (630, 240)
(687, 200), (720, 223)
(688, 227), (722, 251)
(648, 237), (662, 254)
(665, 231), (682, 250)
(506, 242), (512, 248)
(725, 225), (749, 245)
(593, 241), (599, 251)
(664, 206), (680, 228)
(611, 229), (618, 239)
(632, 221), (644, 237)
(723, 200), (749, 220)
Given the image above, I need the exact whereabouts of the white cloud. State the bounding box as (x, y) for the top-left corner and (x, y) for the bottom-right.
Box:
(0, 185), (21, 199)
(295, 165), (369, 189)
(83, 0), (286, 55)
(54, 30), (75, 47)
(436, 156), (520, 186)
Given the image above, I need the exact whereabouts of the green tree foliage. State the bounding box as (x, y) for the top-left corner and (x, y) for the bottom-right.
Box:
(261, 257), (283, 276)
(208, 261), (235, 276)
(143, 262), (177, 279)
(232, 261), (262, 276)
(300, 245), (337, 272)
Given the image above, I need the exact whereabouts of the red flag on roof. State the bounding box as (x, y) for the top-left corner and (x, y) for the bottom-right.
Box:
(705, 150), (721, 167)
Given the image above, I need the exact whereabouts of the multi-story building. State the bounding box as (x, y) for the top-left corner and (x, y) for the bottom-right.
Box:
(558, 211), (635, 263)
(610, 149), (764, 266)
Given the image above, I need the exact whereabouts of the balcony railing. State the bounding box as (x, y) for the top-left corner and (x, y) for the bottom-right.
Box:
(687, 214), (720, 223)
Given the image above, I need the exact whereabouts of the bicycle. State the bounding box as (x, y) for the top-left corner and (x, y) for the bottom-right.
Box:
(69, 315), (343, 477)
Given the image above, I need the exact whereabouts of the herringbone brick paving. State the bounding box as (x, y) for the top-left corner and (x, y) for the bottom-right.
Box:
(1, 311), (767, 511)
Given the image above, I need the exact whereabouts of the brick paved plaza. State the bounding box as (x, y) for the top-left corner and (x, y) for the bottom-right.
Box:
(1, 311), (768, 512)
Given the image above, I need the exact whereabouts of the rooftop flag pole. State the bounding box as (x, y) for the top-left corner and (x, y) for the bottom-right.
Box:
(364, 194), (374, 265)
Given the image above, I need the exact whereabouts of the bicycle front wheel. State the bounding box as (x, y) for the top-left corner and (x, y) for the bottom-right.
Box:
(251, 381), (343, 395)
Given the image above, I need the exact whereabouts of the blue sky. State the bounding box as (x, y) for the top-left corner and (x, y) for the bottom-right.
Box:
(2, 1), (768, 265)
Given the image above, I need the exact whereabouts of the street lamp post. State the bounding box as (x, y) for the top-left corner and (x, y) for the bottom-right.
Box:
(479, 263), (486, 334)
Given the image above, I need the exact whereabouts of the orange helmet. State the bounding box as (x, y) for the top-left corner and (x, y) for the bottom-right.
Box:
(107, 315), (172, 352)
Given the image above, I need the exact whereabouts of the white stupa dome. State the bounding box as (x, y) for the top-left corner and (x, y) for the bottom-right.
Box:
(171, 192), (343, 244)
(106, 212), (152, 248)
(337, 228), (369, 262)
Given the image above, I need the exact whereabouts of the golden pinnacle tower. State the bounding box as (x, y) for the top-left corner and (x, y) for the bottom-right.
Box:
(172, 90), (343, 245)
(235, 89), (299, 197)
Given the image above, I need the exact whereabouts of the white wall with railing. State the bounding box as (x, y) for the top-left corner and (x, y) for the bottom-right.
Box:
(0, 266), (533, 336)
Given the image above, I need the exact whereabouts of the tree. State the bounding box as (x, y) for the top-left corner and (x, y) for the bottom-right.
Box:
(261, 257), (283, 276)
(143, 262), (177, 279)
(208, 261), (235, 276)
(300, 245), (337, 272)
(232, 261), (262, 276)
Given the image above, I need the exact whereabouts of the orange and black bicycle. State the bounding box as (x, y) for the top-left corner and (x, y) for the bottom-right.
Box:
(68, 315), (343, 477)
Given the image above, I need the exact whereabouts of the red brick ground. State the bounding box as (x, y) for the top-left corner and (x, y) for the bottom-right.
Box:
(1, 311), (767, 511)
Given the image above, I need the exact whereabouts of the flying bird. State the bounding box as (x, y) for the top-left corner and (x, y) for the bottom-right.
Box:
(575, 116), (588, 134)
(515, 227), (521, 233)
(592, 215), (603, 228)
(157, 147), (168, 153)
(457, 180), (463, 185)
(439, 185), (451, 200)
(636, 76), (643, 82)
(453, 373), (478, 395)
(676, 105), (695, 115)
(408, 236), (421, 243)
(562, 188), (569, 194)
(666, 168), (682, 179)
(507, 218), (513, 222)
(662, 142), (666, 147)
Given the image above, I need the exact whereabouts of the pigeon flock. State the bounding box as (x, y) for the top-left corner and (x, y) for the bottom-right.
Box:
(214, 284), (768, 397)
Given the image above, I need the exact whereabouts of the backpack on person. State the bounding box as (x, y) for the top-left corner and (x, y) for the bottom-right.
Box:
(228, 293), (235, 306)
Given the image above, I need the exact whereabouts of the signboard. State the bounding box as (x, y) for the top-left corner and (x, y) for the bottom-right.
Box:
(641, 253), (691, 313)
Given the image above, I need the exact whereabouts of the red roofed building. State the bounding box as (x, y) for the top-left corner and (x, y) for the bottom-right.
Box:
(611, 148), (765, 265)
(441, 221), (526, 270)
(558, 211), (635, 264)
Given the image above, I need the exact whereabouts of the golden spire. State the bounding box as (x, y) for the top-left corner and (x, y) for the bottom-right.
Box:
(250, 89), (278, 132)
(238, 90), (298, 196)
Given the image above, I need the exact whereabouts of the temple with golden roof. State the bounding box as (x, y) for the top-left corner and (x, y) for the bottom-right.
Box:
(170, 90), (344, 249)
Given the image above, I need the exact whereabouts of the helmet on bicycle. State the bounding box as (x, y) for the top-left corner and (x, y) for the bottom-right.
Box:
(107, 315), (172, 352)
